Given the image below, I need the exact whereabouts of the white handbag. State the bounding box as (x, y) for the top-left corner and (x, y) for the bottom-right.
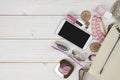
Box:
(83, 24), (120, 80)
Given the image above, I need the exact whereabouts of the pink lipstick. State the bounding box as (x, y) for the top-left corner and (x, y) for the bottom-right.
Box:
(67, 14), (83, 27)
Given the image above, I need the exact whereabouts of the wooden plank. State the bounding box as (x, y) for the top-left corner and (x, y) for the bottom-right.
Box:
(0, 0), (115, 15)
(0, 16), (63, 39)
(0, 40), (70, 62)
(0, 63), (80, 80)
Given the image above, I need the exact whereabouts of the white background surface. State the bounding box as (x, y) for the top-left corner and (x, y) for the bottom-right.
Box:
(0, 0), (116, 80)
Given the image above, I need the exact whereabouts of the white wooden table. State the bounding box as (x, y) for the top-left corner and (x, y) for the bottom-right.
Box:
(0, 0), (115, 80)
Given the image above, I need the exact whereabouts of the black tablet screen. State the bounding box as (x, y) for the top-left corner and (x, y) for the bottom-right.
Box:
(58, 21), (90, 48)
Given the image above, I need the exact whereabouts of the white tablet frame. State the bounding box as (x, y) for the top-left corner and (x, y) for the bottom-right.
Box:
(56, 20), (92, 50)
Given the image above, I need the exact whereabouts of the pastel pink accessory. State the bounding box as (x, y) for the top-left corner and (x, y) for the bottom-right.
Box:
(92, 16), (105, 43)
(95, 6), (106, 16)
(95, 6), (112, 19)
(67, 14), (83, 26)
(67, 14), (77, 23)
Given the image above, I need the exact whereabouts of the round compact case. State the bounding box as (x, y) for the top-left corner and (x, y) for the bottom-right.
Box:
(55, 59), (74, 78)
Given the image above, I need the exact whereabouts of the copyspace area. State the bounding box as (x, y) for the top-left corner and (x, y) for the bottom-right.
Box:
(0, 0), (115, 80)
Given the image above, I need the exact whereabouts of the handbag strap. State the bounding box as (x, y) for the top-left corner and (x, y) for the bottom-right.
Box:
(79, 68), (89, 80)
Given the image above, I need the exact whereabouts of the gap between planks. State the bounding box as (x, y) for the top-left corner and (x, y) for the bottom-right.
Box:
(0, 38), (62, 40)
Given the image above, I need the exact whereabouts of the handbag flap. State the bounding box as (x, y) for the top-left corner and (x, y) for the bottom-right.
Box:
(88, 26), (120, 80)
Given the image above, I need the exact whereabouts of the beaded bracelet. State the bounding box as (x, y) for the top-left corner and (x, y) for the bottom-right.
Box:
(92, 16), (105, 43)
